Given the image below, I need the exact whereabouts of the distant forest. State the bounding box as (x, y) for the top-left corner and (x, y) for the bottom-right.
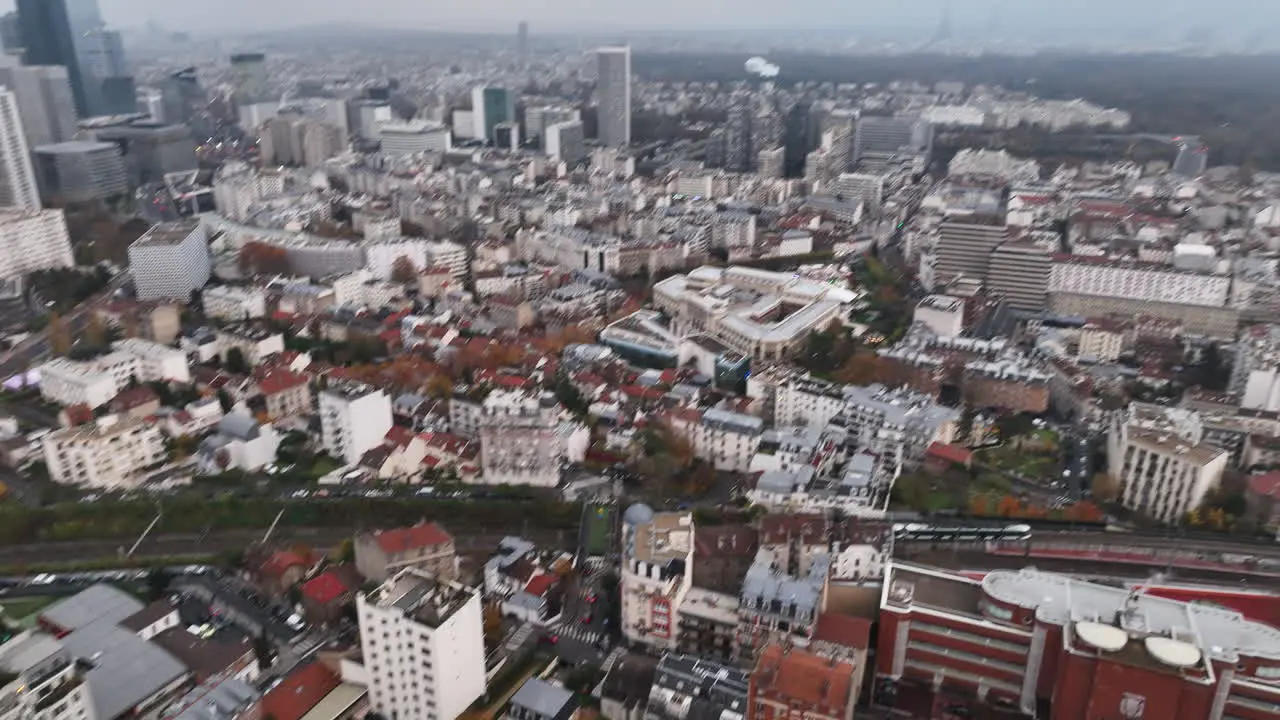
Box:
(633, 52), (1280, 171)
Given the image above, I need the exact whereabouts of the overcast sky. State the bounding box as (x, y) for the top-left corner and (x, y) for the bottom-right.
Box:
(0, 0), (1257, 33)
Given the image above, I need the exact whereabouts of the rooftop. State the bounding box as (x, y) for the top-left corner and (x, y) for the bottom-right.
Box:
(33, 140), (117, 154)
(364, 522), (453, 555)
(509, 677), (576, 719)
(752, 644), (856, 712)
(133, 220), (200, 247)
(371, 569), (477, 629)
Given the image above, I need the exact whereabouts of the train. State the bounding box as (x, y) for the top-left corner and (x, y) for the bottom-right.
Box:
(893, 522), (1033, 543)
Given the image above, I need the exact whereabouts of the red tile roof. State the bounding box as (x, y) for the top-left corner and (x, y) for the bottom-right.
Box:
(301, 570), (350, 606)
(752, 644), (856, 712)
(258, 368), (309, 396)
(523, 573), (557, 598)
(813, 612), (872, 650)
(1249, 471), (1280, 499)
(259, 551), (311, 580)
(370, 522), (453, 555)
(926, 442), (973, 465)
(257, 662), (341, 720)
(111, 386), (159, 410)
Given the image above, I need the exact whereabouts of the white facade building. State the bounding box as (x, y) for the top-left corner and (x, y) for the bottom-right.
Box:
(202, 285), (268, 321)
(319, 383), (394, 464)
(37, 358), (121, 409)
(112, 338), (191, 383)
(0, 631), (96, 720)
(620, 507), (693, 651)
(666, 408), (764, 473)
(365, 238), (430, 279)
(128, 220), (212, 301)
(41, 415), (166, 488)
(1107, 403), (1230, 525)
(0, 209), (73, 278)
(1049, 258), (1230, 308)
(378, 121), (451, 157)
(215, 326), (285, 367)
(357, 569), (486, 720)
(652, 266), (858, 362)
(425, 240), (469, 279)
(0, 87), (41, 210)
(596, 47), (631, 149)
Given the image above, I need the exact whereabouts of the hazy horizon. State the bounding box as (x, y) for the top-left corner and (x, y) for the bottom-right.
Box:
(0, 0), (1263, 37)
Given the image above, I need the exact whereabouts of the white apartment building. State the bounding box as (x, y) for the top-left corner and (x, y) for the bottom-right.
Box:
(913, 295), (965, 337)
(37, 358), (120, 408)
(0, 209), (73, 279)
(652, 266), (858, 362)
(202, 285), (267, 321)
(41, 415), (166, 488)
(128, 219), (212, 301)
(215, 325), (285, 367)
(1049, 258), (1231, 308)
(319, 383), (394, 464)
(1107, 403), (1230, 524)
(666, 408), (763, 473)
(378, 120), (451, 157)
(620, 506), (694, 651)
(112, 338), (191, 383)
(365, 238), (430, 279)
(356, 569), (486, 720)
(0, 631), (95, 720)
(425, 240), (469, 279)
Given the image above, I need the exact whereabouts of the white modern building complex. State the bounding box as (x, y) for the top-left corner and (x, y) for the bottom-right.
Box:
(128, 219), (212, 301)
(0, 209), (73, 278)
(0, 87), (41, 210)
(652, 266), (858, 362)
(596, 46), (631, 149)
(41, 415), (166, 488)
(378, 121), (451, 157)
(357, 569), (486, 720)
(1049, 257), (1231, 308)
(1107, 403), (1230, 524)
(319, 383), (394, 464)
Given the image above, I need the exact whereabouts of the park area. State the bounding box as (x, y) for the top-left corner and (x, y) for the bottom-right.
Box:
(580, 504), (615, 557)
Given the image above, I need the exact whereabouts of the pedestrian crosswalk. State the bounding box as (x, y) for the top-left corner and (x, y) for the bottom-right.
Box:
(553, 621), (603, 646)
(506, 622), (535, 652)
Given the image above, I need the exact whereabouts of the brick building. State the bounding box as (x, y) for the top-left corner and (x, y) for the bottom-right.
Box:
(875, 563), (1280, 720)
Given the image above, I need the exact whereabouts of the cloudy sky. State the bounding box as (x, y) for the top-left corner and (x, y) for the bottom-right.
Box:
(0, 0), (1255, 34)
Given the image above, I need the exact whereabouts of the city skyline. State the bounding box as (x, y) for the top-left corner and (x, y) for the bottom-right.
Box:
(0, 0), (1262, 37)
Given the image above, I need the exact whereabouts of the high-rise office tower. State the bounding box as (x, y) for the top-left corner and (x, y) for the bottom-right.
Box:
(16, 0), (89, 115)
(0, 12), (22, 52)
(853, 114), (931, 165)
(0, 88), (42, 209)
(724, 102), (753, 172)
(470, 86), (513, 145)
(162, 67), (204, 127)
(545, 120), (585, 165)
(934, 218), (1008, 286)
(517, 21), (529, 58)
(596, 46), (631, 149)
(229, 52), (268, 106)
(0, 56), (77, 148)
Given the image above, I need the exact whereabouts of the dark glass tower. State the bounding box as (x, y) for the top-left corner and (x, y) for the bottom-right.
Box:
(17, 0), (89, 116)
